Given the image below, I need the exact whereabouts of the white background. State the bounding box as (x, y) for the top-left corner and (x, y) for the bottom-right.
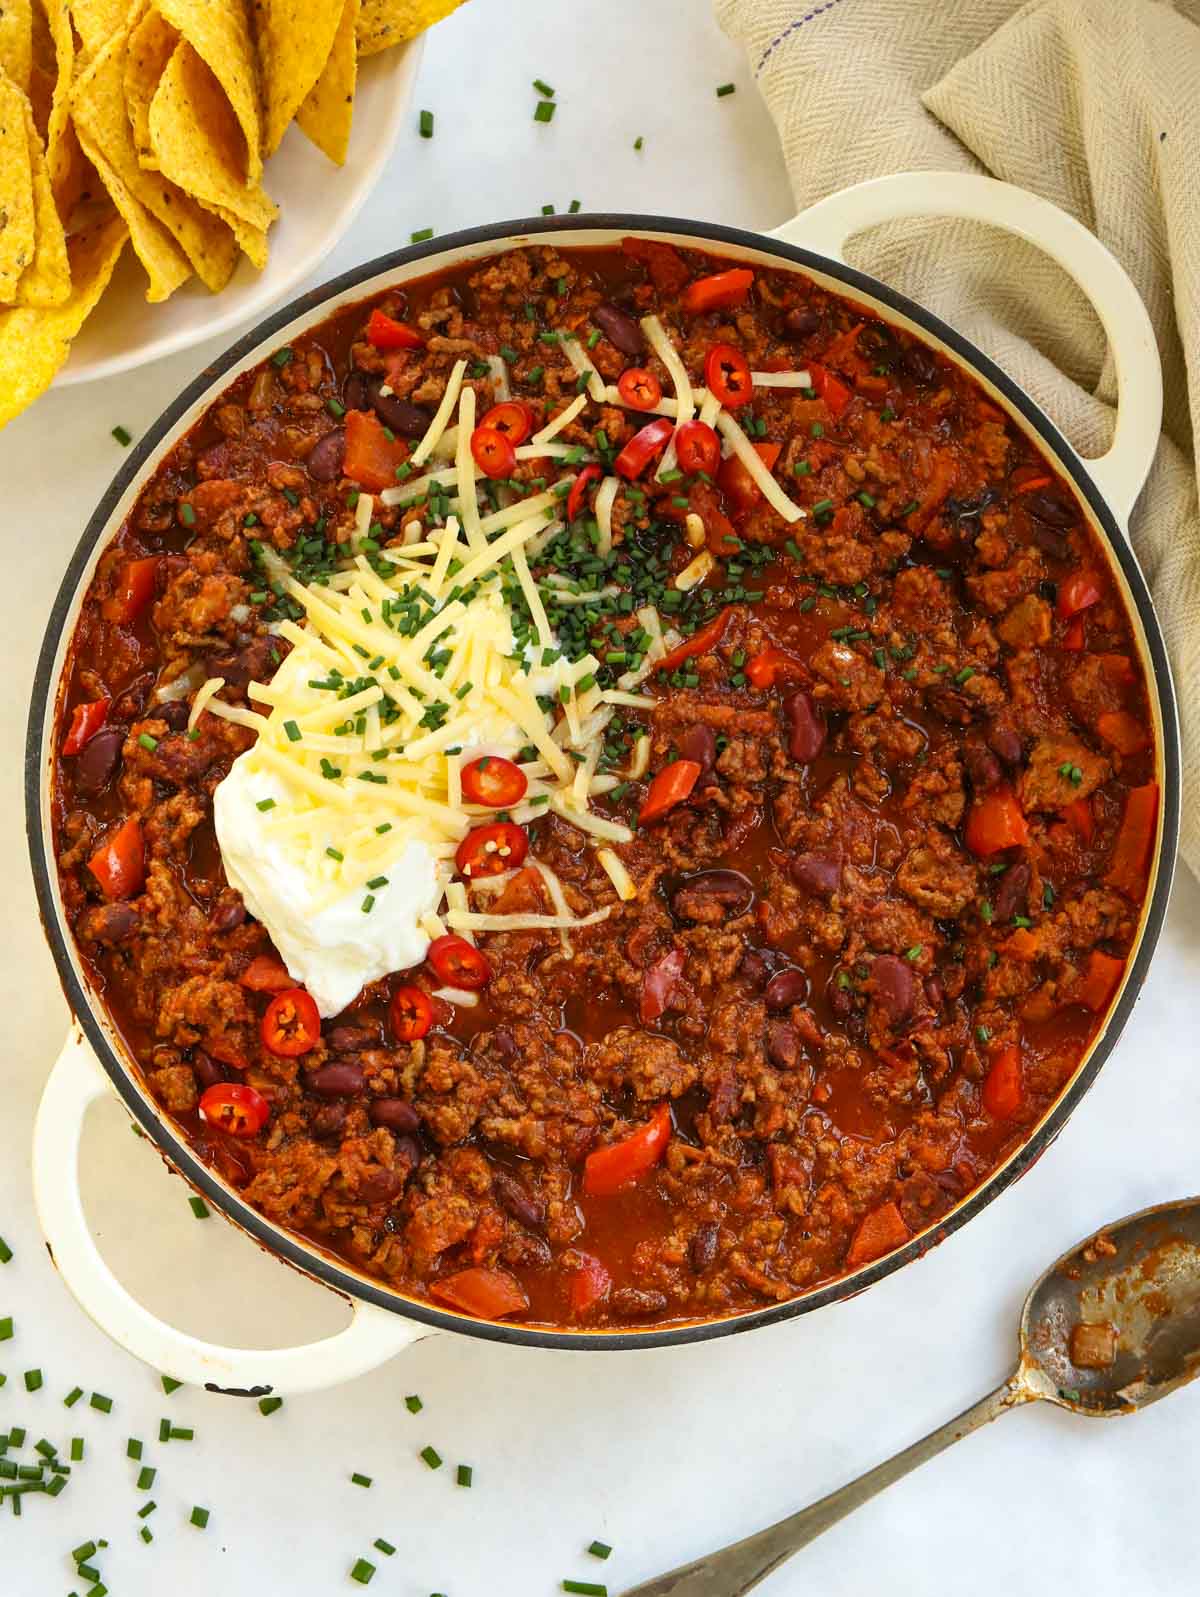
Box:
(3, 2), (1199, 1593)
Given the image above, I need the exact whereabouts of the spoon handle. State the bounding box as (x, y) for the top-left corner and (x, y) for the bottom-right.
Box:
(619, 1374), (1030, 1597)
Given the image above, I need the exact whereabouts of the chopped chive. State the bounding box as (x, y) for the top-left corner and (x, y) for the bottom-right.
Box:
(138, 1500), (157, 1519)
(562, 1583), (607, 1596)
(857, 490), (876, 508)
(138, 732), (158, 751)
(0, 1237), (11, 1264)
(350, 1559), (376, 1585)
(63, 1387), (83, 1408)
(587, 1542), (613, 1560)
(127, 1438), (143, 1460)
(72, 1540), (97, 1564)
(420, 1445), (443, 1470)
(904, 945), (923, 962)
(255, 796), (275, 812)
(456, 1463), (473, 1488)
(327, 396), (345, 419)
(179, 502), (196, 526)
(170, 1425), (194, 1442)
(633, 135), (643, 151)
(810, 422), (824, 438)
(374, 1539), (396, 1557)
(0, 1316), (10, 1341)
(411, 228), (434, 243)
(140, 1525), (154, 1544)
(190, 1505), (210, 1529)
(159, 1418), (171, 1443)
(161, 1375), (183, 1395)
(366, 876), (388, 891)
(259, 1396), (283, 1417)
(111, 425), (133, 446)
(716, 82), (736, 96)
(534, 99), (556, 123)
(811, 498), (833, 516)
(533, 78), (555, 96)
(351, 1472), (373, 1488)
(326, 846), (344, 862)
(569, 199), (581, 213)
(283, 718), (301, 742)
(70, 1438), (84, 1462)
(188, 1195), (210, 1220)
(794, 460), (811, 476)
(23, 1369), (42, 1392)
(361, 895), (376, 914)
(271, 347), (293, 368)
(137, 1465), (156, 1490)
(418, 109), (434, 138)
(404, 1395), (423, 1414)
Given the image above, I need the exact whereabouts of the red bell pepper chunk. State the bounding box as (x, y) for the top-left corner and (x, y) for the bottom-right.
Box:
(583, 1103), (672, 1196)
(982, 1045), (1023, 1119)
(567, 462), (602, 523)
(429, 1266), (530, 1320)
(639, 759), (702, 825)
(1095, 710), (1149, 756)
(239, 955), (295, 992)
(655, 607), (732, 673)
(614, 416), (674, 480)
(845, 1200), (909, 1269)
(62, 698), (109, 756)
(365, 307), (424, 350)
(87, 816), (145, 900)
(343, 408), (408, 492)
(103, 556), (159, 625)
(1076, 950), (1126, 1014)
(569, 1253), (612, 1316)
(639, 947), (686, 1024)
(1062, 797), (1094, 842)
(964, 786), (1029, 857)
(717, 442), (780, 514)
(1105, 782), (1158, 898)
(807, 362), (852, 418)
(620, 236), (689, 294)
(1056, 570), (1103, 620)
(681, 268), (754, 316)
(745, 644), (802, 690)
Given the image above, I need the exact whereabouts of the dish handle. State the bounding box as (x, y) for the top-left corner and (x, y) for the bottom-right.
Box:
(771, 172), (1162, 531)
(33, 1030), (431, 1395)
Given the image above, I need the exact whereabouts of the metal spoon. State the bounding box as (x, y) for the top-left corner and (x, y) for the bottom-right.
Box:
(622, 1196), (1200, 1597)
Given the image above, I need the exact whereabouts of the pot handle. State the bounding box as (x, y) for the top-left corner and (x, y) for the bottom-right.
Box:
(33, 1030), (431, 1395)
(771, 172), (1162, 529)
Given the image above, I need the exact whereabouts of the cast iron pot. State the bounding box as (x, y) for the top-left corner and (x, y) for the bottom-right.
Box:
(25, 172), (1181, 1394)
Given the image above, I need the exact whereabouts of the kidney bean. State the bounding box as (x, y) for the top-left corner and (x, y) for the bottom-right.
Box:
(78, 902), (139, 944)
(829, 977), (854, 1018)
(192, 1049), (227, 1090)
(987, 720), (1024, 767)
(690, 1221), (719, 1273)
(904, 343), (938, 385)
(676, 722), (717, 778)
(358, 1167), (404, 1204)
(393, 1133), (423, 1171)
(157, 700), (190, 731)
(739, 949), (769, 988)
(366, 378), (430, 437)
(206, 636), (279, 694)
(783, 307), (820, 339)
(992, 860), (1031, 923)
(311, 1101), (347, 1140)
(111, 671), (153, 722)
(673, 869), (754, 920)
(963, 743), (1002, 793)
(927, 686), (975, 725)
(764, 967), (807, 1011)
(305, 426), (345, 482)
(783, 690), (825, 762)
(492, 1170), (547, 1232)
(592, 301), (644, 355)
(766, 1019), (802, 1069)
(328, 1025), (377, 1053)
(611, 1287), (670, 1319)
(1024, 487), (1077, 528)
(789, 851), (841, 895)
(342, 370), (369, 412)
(924, 975), (945, 1009)
(74, 727), (124, 794)
(1030, 523), (1071, 561)
(307, 1062), (365, 1097)
(368, 1096), (421, 1132)
(208, 899), (246, 932)
(871, 955), (915, 1022)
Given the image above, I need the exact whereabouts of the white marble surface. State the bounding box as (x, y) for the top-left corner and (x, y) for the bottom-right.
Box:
(3, 2), (1199, 1592)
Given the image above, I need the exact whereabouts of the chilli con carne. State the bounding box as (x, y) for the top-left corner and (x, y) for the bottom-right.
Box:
(52, 239), (1157, 1330)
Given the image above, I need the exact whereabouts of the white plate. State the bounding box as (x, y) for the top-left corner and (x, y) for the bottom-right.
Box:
(57, 36), (424, 387)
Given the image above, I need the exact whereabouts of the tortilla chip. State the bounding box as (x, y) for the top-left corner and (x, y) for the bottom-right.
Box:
(155, 0), (260, 182)
(124, 4), (176, 169)
(0, 0), (32, 90)
(73, 28), (237, 293)
(295, 0), (357, 166)
(36, 0), (75, 208)
(0, 71), (35, 301)
(356, 0), (463, 57)
(204, 197), (265, 268)
(71, 0), (133, 59)
(253, 0), (343, 157)
(16, 98), (68, 303)
(150, 40), (276, 233)
(0, 210), (127, 426)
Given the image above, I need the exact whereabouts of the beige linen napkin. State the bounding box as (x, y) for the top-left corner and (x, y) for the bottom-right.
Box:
(716, 0), (1200, 878)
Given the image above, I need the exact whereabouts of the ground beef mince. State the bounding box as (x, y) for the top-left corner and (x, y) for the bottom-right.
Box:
(52, 240), (1159, 1330)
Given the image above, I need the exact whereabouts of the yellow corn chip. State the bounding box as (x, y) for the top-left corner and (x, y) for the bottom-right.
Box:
(0, 71), (35, 301)
(0, 0), (32, 90)
(0, 210), (127, 427)
(73, 27), (237, 292)
(356, 0), (463, 57)
(295, 0), (357, 166)
(155, 0), (260, 183)
(149, 40), (276, 233)
(253, 0), (343, 157)
(124, 4), (176, 169)
(202, 197), (265, 268)
(70, 0), (132, 59)
(36, 0), (76, 210)
(16, 98), (68, 304)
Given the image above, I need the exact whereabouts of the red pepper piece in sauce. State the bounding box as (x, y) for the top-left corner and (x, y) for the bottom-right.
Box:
(62, 698), (109, 755)
(982, 1045), (1024, 1119)
(429, 1266), (530, 1320)
(583, 1103), (672, 1197)
(103, 557), (159, 626)
(365, 307), (425, 350)
(87, 816), (145, 900)
(639, 760), (702, 825)
(681, 268), (754, 316)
